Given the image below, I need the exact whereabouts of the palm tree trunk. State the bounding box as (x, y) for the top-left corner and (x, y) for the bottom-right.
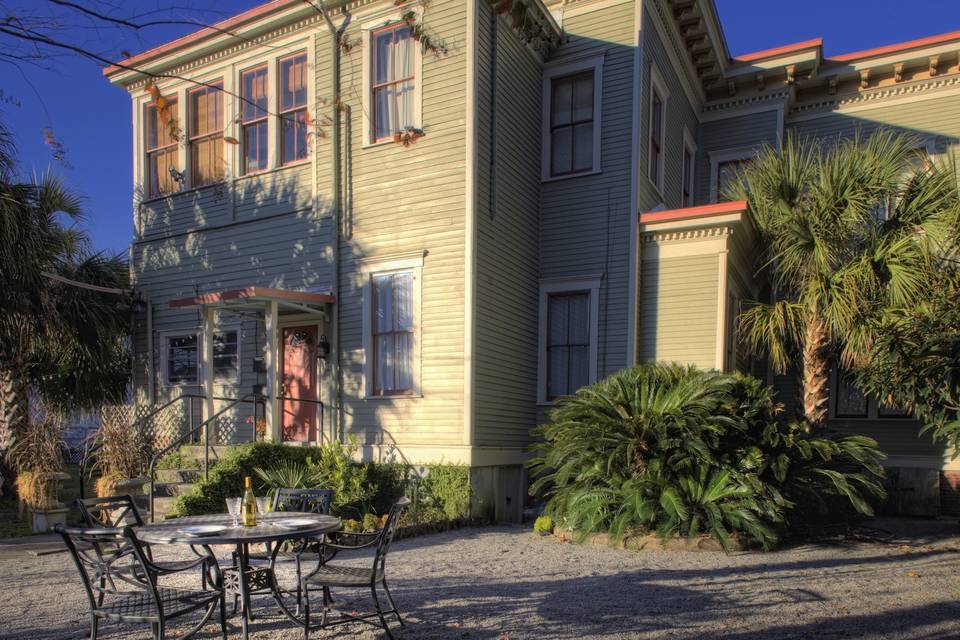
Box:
(801, 314), (831, 431)
(0, 363), (28, 453)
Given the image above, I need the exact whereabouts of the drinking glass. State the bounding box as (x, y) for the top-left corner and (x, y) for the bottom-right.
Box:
(225, 497), (241, 527)
(256, 497), (270, 515)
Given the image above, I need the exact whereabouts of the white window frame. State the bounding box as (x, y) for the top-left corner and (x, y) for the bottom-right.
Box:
(537, 277), (602, 405)
(360, 8), (424, 148)
(361, 253), (424, 399)
(541, 54), (604, 182)
(681, 125), (697, 208)
(646, 63), (669, 194)
(161, 330), (200, 387)
(709, 147), (757, 202)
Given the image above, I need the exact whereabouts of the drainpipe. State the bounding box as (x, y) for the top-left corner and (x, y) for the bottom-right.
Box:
(318, 1), (347, 443)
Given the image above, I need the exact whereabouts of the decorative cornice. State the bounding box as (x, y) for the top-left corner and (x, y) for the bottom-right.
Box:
(641, 226), (733, 245)
(790, 72), (960, 116)
(703, 88), (791, 115)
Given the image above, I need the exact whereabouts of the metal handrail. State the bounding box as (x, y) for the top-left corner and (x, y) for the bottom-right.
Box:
(147, 392), (265, 522)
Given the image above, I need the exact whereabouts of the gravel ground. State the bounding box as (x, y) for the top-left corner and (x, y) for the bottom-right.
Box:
(1, 520), (960, 640)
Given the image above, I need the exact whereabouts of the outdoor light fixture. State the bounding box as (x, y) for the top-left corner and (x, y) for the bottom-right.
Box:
(317, 334), (331, 360)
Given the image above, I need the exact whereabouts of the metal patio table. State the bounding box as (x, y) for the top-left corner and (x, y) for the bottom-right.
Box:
(138, 512), (341, 639)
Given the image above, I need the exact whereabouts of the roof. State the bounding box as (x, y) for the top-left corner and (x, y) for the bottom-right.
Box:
(732, 38), (822, 64)
(829, 28), (960, 62)
(169, 286), (335, 309)
(639, 200), (748, 226)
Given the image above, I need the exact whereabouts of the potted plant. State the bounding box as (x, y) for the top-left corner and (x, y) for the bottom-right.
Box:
(10, 416), (71, 533)
(91, 414), (152, 498)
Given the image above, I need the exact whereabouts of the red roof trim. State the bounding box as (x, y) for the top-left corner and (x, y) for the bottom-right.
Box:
(733, 38), (822, 63)
(169, 286), (335, 308)
(830, 29), (960, 62)
(104, 0), (297, 77)
(640, 200), (748, 225)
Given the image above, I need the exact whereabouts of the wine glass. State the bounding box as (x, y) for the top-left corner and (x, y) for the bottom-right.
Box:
(256, 497), (270, 516)
(225, 497), (241, 527)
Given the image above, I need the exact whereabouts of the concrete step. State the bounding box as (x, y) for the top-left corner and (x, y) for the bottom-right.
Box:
(155, 468), (202, 484)
(153, 482), (195, 498)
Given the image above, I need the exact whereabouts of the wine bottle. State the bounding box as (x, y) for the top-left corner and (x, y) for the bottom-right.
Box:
(241, 476), (257, 527)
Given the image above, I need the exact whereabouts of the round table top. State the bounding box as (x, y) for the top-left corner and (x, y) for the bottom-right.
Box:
(137, 512), (341, 546)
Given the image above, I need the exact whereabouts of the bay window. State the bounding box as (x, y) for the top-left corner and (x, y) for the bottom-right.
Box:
(241, 65), (269, 174)
(145, 98), (179, 198)
(189, 82), (224, 186)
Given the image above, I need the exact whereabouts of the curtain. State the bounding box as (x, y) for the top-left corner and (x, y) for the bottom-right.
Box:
(373, 27), (415, 139)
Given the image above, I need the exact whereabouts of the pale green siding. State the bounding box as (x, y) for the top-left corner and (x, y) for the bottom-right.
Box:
(696, 110), (779, 203)
(473, 1), (542, 449)
(639, 252), (717, 368)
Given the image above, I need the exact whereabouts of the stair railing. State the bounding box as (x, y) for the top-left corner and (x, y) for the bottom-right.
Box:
(147, 393), (265, 522)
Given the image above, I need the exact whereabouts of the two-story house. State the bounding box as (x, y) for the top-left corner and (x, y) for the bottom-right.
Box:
(105, 0), (960, 520)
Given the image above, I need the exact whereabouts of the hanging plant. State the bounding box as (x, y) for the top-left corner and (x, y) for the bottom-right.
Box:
(401, 10), (449, 57)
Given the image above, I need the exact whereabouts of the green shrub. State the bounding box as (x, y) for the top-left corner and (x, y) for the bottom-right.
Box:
(529, 363), (886, 550)
(420, 464), (471, 521)
(362, 512), (381, 532)
(533, 515), (554, 534)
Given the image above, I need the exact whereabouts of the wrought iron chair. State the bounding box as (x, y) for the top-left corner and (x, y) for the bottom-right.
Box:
(56, 524), (226, 640)
(300, 496), (409, 640)
(77, 495), (211, 579)
(227, 488), (335, 618)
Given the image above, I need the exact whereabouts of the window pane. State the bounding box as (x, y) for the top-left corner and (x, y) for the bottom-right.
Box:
(374, 31), (393, 84)
(148, 147), (179, 197)
(717, 160), (745, 197)
(394, 28), (413, 78)
(547, 296), (568, 346)
(243, 121), (268, 173)
(835, 374), (868, 417)
(651, 92), (663, 138)
(374, 275), (394, 332)
(393, 272), (413, 331)
(548, 346), (569, 398)
(572, 123), (593, 172)
(396, 332), (413, 391)
(241, 66), (268, 122)
(376, 334), (394, 393)
(280, 53), (307, 111)
(568, 294), (590, 344)
(373, 86), (391, 140)
(168, 335), (197, 384)
(551, 127), (572, 176)
(191, 84), (223, 137)
(569, 345), (590, 392)
(282, 109), (308, 164)
(572, 74), (593, 121)
(191, 135), (224, 186)
(213, 331), (238, 379)
(147, 105), (159, 150)
(551, 77), (572, 126)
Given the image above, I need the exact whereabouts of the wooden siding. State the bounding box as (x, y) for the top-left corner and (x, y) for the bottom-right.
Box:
(539, 0), (636, 384)
(638, 5), (700, 211)
(638, 252), (717, 368)
(314, 0), (469, 448)
(473, 3), (542, 448)
(695, 109), (779, 203)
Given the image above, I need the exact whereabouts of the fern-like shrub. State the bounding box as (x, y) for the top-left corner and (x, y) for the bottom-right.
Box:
(529, 363), (886, 550)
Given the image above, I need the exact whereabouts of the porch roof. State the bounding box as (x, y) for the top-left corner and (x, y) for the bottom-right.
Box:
(168, 286), (335, 310)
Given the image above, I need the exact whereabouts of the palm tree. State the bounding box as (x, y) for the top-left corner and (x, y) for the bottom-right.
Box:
(731, 130), (956, 431)
(0, 119), (131, 461)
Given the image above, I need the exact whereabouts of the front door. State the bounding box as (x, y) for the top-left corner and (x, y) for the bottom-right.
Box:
(280, 325), (318, 442)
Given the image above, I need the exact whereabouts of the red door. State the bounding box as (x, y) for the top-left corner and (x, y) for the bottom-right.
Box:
(280, 325), (318, 442)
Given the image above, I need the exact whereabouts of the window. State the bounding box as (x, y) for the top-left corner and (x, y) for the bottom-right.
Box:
(371, 25), (416, 142)
(542, 55), (602, 180)
(831, 369), (911, 420)
(546, 293), (591, 399)
(241, 65), (269, 174)
(145, 98), (179, 198)
(647, 65), (668, 192)
(371, 271), (415, 396)
(279, 52), (309, 164)
(213, 330), (239, 381)
(681, 131), (696, 208)
(716, 160), (745, 199)
(189, 82), (224, 187)
(538, 279), (600, 403)
(165, 334), (198, 385)
(709, 148), (755, 202)
(549, 71), (595, 177)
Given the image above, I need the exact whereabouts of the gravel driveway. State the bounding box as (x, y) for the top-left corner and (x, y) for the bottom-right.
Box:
(1, 520), (959, 640)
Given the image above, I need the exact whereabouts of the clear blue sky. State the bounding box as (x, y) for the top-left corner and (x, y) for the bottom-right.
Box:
(1, 0), (957, 255)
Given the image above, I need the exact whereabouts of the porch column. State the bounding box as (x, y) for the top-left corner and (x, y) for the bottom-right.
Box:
(263, 300), (281, 440)
(201, 307), (216, 426)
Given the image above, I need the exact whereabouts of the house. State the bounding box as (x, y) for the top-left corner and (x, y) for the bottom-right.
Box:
(105, 0), (960, 520)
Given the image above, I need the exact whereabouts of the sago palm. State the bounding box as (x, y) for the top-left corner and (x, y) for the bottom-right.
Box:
(729, 130), (947, 430)
(0, 119), (130, 459)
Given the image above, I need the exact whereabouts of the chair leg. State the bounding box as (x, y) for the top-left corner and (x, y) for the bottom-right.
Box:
(371, 584), (395, 640)
(302, 583), (310, 640)
(89, 615), (98, 640)
(382, 578), (404, 627)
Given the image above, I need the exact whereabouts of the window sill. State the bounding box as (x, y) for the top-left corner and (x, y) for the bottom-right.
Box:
(364, 393), (423, 401)
(236, 160), (310, 180)
(362, 137), (405, 150)
(541, 168), (601, 183)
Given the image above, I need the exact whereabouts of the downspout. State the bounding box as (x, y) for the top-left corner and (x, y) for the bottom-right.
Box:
(318, 1), (347, 443)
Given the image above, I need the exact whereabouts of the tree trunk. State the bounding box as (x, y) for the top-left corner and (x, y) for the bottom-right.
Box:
(0, 363), (29, 457)
(801, 314), (831, 431)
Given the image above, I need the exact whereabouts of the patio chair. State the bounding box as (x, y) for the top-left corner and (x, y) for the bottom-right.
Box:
(229, 488), (335, 618)
(77, 495), (211, 580)
(55, 524), (226, 640)
(300, 496), (409, 640)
